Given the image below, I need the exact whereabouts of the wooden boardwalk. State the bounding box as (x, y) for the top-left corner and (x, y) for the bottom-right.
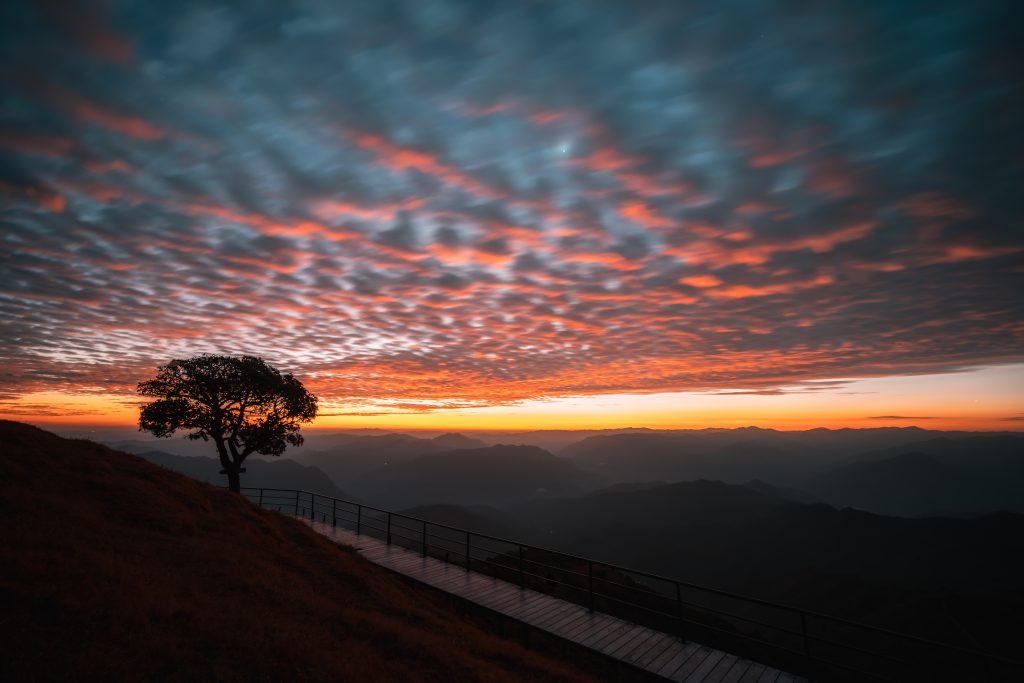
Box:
(298, 517), (808, 682)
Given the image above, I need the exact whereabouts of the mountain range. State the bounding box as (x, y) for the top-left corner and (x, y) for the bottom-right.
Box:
(103, 427), (1024, 518)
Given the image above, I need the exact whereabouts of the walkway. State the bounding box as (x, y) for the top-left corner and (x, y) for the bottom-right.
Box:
(298, 517), (808, 683)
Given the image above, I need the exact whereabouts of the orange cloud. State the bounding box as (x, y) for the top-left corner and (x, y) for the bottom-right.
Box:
(349, 131), (501, 199)
(1, 182), (67, 212)
(529, 111), (564, 125)
(680, 275), (723, 288)
(51, 88), (165, 140)
(0, 132), (75, 158)
(708, 273), (835, 299)
(619, 201), (675, 229)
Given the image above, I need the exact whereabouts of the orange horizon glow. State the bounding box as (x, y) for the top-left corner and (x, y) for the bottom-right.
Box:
(5, 364), (1022, 433)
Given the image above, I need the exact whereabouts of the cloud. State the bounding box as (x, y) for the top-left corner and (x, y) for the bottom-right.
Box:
(0, 0), (1021, 413)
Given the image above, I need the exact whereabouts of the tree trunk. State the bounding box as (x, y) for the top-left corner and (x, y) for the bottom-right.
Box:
(225, 467), (241, 493)
(212, 435), (241, 492)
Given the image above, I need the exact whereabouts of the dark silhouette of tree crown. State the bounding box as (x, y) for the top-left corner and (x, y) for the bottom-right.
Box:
(137, 355), (317, 491)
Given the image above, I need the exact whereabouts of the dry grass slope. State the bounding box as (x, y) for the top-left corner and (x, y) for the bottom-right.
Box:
(0, 420), (598, 682)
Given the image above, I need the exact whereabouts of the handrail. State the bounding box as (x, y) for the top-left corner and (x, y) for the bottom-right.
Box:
(241, 487), (1020, 682)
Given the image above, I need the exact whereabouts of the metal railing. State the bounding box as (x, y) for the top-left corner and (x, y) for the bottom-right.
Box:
(240, 487), (1020, 682)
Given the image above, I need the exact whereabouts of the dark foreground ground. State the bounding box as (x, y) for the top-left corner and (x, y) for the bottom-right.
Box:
(0, 420), (597, 682)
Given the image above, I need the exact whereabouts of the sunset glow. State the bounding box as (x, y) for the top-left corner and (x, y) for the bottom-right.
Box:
(1, 1), (1022, 431)
(5, 364), (1021, 433)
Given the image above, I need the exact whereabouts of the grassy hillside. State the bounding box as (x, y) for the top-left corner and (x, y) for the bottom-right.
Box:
(0, 421), (595, 682)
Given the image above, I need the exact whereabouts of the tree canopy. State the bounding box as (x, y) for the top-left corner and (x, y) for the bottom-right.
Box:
(138, 355), (318, 492)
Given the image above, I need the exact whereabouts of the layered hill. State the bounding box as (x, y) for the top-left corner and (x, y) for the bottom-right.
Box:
(356, 445), (598, 508)
(0, 421), (594, 682)
(298, 442), (598, 509)
(135, 449), (351, 499)
(497, 480), (1024, 655)
(805, 436), (1024, 516)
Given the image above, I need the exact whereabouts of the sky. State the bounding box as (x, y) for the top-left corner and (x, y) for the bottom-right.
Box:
(1, 0), (1022, 431)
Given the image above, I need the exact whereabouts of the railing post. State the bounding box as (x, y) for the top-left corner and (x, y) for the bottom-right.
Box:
(356, 505), (362, 535)
(800, 612), (811, 675)
(294, 490), (299, 516)
(465, 532), (471, 572)
(332, 498), (337, 527)
(518, 545), (524, 588)
(588, 560), (594, 612)
(311, 493), (316, 521)
(675, 582), (684, 639)
(421, 520), (427, 557)
(386, 512), (392, 545)
(258, 488), (263, 507)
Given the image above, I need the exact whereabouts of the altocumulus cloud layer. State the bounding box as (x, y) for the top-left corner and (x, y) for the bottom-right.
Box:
(1, 0), (1022, 412)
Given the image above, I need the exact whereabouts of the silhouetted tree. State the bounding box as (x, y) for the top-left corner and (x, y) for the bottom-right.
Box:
(137, 355), (318, 492)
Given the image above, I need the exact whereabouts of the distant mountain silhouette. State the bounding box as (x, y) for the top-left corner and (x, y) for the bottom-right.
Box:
(805, 436), (1024, 516)
(107, 436), (220, 458)
(292, 433), (445, 486)
(355, 445), (600, 508)
(493, 479), (1024, 656)
(559, 432), (817, 484)
(135, 450), (350, 500)
(430, 432), (489, 450)
(111, 427), (1024, 518)
(472, 428), (657, 452)
(741, 478), (818, 504)
(398, 503), (520, 539)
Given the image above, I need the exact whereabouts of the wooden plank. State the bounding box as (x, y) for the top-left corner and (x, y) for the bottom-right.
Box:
(472, 583), (521, 607)
(418, 574), (483, 598)
(448, 575), (506, 600)
(678, 648), (724, 682)
(485, 587), (532, 613)
(657, 641), (704, 679)
(602, 626), (649, 659)
(515, 601), (564, 626)
(444, 571), (491, 591)
(486, 596), (532, 620)
(522, 594), (572, 618)
(544, 605), (591, 634)
(389, 558), (434, 576)
(631, 634), (681, 670)
(420, 564), (467, 584)
(614, 627), (660, 660)
(704, 654), (740, 683)
(649, 638), (693, 674)
(452, 582), (513, 607)
(621, 631), (672, 666)
(668, 645), (712, 681)
(580, 619), (633, 651)
(518, 599), (570, 626)
(531, 602), (585, 631)
(493, 590), (549, 617)
(300, 511), (808, 683)
(567, 619), (607, 646)
(721, 660), (752, 683)
(576, 619), (628, 650)
(563, 611), (604, 640)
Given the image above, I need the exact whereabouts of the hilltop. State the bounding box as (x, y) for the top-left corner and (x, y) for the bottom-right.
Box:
(0, 421), (595, 682)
